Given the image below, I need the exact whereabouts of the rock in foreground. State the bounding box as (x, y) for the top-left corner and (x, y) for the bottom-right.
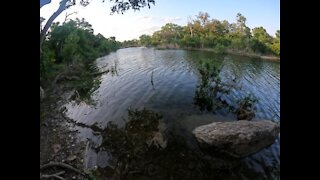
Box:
(192, 120), (279, 158)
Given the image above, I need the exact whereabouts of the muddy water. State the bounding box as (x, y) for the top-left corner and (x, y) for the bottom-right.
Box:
(65, 47), (280, 179)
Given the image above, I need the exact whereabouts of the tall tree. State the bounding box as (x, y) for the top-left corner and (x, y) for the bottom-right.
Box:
(40, 0), (156, 50)
(235, 13), (251, 37)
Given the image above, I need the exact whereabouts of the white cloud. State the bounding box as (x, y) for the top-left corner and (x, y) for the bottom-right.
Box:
(138, 26), (161, 35)
(161, 17), (182, 24)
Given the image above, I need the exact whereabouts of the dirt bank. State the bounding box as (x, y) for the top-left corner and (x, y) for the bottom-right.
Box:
(40, 89), (89, 179)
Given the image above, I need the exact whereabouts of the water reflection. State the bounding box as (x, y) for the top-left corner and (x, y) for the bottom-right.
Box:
(65, 47), (280, 179)
(193, 61), (231, 112)
(92, 108), (264, 180)
(192, 56), (258, 120)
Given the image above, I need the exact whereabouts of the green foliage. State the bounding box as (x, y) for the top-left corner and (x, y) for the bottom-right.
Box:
(61, 32), (80, 64)
(191, 57), (259, 119)
(148, 23), (183, 47)
(252, 27), (272, 44)
(101, 108), (162, 164)
(110, 0), (155, 14)
(40, 18), (120, 103)
(193, 60), (231, 111)
(121, 39), (140, 47)
(143, 12), (279, 56)
(235, 94), (258, 120)
(249, 38), (269, 54)
(270, 42), (280, 56)
(95, 108), (242, 179)
(139, 34), (152, 46)
(40, 42), (56, 78)
(213, 44), (227, 54)
(270, 30), (280, 56)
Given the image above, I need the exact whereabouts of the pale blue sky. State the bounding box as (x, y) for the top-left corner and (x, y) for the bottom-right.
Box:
(40, 0), (280, 41)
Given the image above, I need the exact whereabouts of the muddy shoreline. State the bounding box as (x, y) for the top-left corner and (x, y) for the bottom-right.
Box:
(40, 88), (89, 179)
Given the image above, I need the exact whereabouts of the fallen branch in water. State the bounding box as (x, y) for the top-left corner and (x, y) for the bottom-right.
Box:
(91, 69), (110, 77)
(40, 171), (65, 180)
(40, 162), (91, 179)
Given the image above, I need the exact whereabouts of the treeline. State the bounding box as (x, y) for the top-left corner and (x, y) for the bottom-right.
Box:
(137, 12), (280, 56)
(40, 18), (120, 101)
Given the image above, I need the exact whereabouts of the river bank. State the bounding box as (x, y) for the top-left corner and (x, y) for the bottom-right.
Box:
(153, 45), (280, 61)
(40, 47), (280, 179)
(40, 63), (105, 179)
(40, 88), (88, 179)
(225, 49), (280, 61)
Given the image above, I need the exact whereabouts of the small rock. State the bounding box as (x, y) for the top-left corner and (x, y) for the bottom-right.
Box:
(67, 155), (77, 162)
(53, 144), (61, 154)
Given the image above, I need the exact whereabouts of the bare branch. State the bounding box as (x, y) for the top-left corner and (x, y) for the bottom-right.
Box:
(63, 11), (78, 24)
(40, 171), (65, 180)
(40, 162), (91, 178)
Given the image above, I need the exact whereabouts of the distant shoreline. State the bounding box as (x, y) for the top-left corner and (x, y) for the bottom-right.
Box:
(225, 49), (280, 61)
(154, 46), (280, 61)
(121, 46), (280, 61)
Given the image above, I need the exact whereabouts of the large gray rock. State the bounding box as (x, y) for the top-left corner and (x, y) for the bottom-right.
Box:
(192, 120), (279, 158)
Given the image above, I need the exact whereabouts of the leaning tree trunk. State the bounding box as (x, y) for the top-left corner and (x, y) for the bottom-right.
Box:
(40, 0), (52, 8)
(40, 0), (70, 50)
(40, 0), (72, 100)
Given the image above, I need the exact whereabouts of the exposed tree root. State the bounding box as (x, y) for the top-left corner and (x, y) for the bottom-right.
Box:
(40, 162), (92, 179)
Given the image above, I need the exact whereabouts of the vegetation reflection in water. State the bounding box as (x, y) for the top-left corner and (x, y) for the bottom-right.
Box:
(91, 108), (265, 180)
(192, 56), (258, 120)
(64, 48), (279, 179)
(88, 51), (262, 179)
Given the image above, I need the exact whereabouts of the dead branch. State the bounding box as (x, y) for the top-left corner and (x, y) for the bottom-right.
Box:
(40, 171), (65, 180)
(40, 162), (90, 179)
(63, 11), (78, 24)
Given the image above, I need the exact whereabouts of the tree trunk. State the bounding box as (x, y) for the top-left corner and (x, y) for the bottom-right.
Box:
(40, 0), (52, 8)
(40, 0), (69, 50)
(189, 26), (193, 37)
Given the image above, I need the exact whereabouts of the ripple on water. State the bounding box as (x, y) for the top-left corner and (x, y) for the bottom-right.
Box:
(66, 47), (280, 178)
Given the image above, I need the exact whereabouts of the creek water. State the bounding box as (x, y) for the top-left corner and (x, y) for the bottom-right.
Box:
(65, 47), (280, 179)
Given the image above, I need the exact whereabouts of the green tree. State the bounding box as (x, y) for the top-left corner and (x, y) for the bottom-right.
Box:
(144, 11), (279, 56)
(158, 23), (183, 45)
(252, 27), (272, 44)
(270, 30), (280, 55)
(139, 34), (152, 46)
(40, 0), (156, 49)
(236, 13), (251, 37)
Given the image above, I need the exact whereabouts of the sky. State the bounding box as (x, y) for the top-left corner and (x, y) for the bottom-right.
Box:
(40, 0), (280, 41)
